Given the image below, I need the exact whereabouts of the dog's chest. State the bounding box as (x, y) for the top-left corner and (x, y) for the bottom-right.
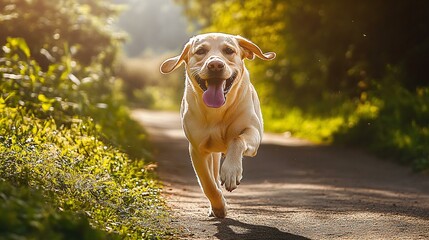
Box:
(197, 125), (229, 153)
(182, 105), (243, 153)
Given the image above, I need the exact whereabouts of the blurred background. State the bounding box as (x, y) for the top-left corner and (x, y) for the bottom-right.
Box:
(1, 1), (428, 238)
(113, 0), (194, 110)
(1, 0), (428, 172)
(115, 0), (429, 172)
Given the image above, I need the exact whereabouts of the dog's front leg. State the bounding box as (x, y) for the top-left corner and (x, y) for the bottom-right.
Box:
(190, 145), (227, 218)
(221, 127), (261, 192)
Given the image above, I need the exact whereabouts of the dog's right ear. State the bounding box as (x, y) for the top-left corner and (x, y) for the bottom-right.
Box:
(160, 41), (191, 74)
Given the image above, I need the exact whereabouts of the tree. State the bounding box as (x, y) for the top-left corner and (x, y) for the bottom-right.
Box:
(177, 0), (429, 102)
(0, 0), (127, 119)
(0, 0), (123, 71)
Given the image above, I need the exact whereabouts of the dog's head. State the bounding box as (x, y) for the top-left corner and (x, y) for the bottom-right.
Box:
(160, 33), (275, 108)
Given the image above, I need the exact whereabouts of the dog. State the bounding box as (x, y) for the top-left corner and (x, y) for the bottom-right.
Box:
(160, 33), (275, 218)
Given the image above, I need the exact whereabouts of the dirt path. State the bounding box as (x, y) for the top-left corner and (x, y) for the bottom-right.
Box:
(132, 109), (429, 240)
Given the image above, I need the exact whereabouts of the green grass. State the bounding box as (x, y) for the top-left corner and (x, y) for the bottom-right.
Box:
(0, 38), (176, 239)
(0, 107), (175, 239)
(0, 181), (109, 240)
(262, 105), (346, 143)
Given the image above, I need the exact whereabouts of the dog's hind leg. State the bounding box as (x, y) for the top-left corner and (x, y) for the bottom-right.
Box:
(190, 145), (227, 218)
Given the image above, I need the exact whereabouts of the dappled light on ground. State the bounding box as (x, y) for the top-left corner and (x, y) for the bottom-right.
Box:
(133, 109), (429, 240)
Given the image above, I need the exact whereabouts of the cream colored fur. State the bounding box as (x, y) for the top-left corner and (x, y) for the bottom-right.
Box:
(160, 33), (275, 218)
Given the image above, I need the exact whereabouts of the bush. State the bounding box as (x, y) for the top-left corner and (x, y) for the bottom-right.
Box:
(0, 34), (174, 239)
(0, 181), (109, 240)
(0, 0), (124, 71)
(0, 107), (172, 239)
(0, 0), (176, 237)
(334, 68), (429, 172)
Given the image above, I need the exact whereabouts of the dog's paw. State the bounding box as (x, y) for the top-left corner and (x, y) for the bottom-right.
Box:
(220, 160), (243, 192)
(209, 205), (227, 218)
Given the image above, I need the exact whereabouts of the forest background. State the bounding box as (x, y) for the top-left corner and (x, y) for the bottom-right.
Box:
(118, 0), (429, 172)
(0, 0), (428, 239)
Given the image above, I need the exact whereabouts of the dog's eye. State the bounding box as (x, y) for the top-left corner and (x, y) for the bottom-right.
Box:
(224, 47), (235, 55)
(195, 48), (207, 55)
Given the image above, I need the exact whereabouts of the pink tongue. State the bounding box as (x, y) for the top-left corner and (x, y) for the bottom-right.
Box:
(202, 81), (225, 108)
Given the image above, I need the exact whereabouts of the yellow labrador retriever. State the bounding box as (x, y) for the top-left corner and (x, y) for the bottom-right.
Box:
(160, 33), (275, 218)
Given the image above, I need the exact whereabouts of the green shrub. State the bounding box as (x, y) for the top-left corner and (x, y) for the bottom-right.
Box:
(0, 0), (124, 71)
(1, 36), (149, 157)
(334, 68), (429, 172)
(0, 7), (175, 239)
(0, 181), (110, 240)
(0, 106), (173, 239)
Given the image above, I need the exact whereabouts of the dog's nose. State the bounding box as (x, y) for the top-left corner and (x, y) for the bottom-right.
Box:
(207, 59), (225, 72)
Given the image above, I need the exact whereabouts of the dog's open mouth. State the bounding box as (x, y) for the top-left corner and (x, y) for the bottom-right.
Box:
(196, 71), (238, 108)
(196, 71), (238, 94)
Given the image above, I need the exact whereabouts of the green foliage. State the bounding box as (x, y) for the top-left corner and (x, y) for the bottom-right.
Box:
(0, 181), (109, 240)
(0, 38), (174, 238)
(0, 0), (176, 237)
(335, 69), (429, 172)
(1, 36), (149, 159)
(0, 37), (173, 236)
(0, 0), (124, 70)
(177, 0), (429, 171)
(0, 107), (173, 239)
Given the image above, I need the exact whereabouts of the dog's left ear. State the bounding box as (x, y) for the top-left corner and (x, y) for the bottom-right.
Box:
(160, 40), (192, 74)
(235, 35), (276, 61)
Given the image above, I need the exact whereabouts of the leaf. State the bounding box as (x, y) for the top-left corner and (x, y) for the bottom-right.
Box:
(0, 97), (5, 109)
(38, 94), (49, 103)
(7, 37), (30, 58)
(42, 102), (52, 111)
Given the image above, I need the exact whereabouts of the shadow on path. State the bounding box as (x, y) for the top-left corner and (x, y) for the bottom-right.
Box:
(132, 109), (429, 240)
(212, 218), (310, 240)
